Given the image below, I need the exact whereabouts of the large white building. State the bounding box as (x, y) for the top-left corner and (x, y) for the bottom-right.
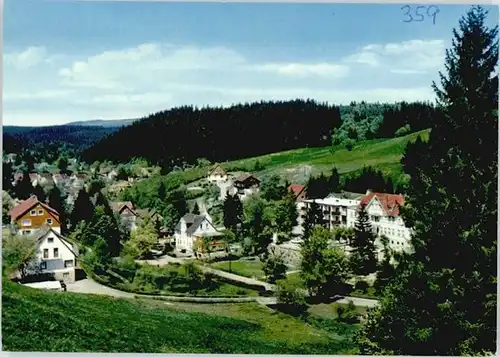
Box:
(298, 192), (365, 231)
(296, 190), (413, 259)
(348, 192), (412, 255)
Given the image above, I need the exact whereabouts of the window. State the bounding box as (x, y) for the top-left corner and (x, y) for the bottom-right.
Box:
(48, 237), (54, 243)
(40, 261), (47, 270)
(53, 248), (59, 258)
(46, 219), (53, 225)
(22, 219), (31, 226)
(30, 210), (36, 216)
(38, 209), (44, 216)
(64, 260), (74, 268)
(63, 272), (70, 279)
(43, 249), (49, 258)
(23, 230), (31, 235)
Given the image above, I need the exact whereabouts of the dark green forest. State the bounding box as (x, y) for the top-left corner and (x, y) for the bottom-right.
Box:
(81, 99), (439, 167)
(3, 125), (118, 159)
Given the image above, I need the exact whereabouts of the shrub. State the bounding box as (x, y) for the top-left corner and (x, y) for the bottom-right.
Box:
(275, 279), (308, 317)
(335, 301), (360, 324)
(354, 280), (369, 293)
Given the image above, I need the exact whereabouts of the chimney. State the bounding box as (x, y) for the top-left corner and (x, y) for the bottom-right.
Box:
(366, 189), (372, 195)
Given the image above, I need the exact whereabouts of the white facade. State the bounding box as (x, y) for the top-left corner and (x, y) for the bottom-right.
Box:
(298, 193), (364, 231)
(174, 214), (220, 254)
(26, 229), (79, 282)
(347, 195), (412, 257)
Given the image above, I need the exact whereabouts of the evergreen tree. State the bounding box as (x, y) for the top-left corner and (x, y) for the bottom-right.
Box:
(71, 188), (94, 229)
(350, 203), (377, 276)
(328, 167), (340, 193)
(302, 200), (322, 240)
(95, 191), (114, 217)
(358, 7), (498, 355)
(48, 186), (66, 233)
(261, 174), (284, 201)
(15, 171), (33, 200)
(192, 201), (200, 215)
(158, 181), (166, 201)
(57, 157), (68, 174)
(32, 184), (46, 202)
(223, 194), (242, 231)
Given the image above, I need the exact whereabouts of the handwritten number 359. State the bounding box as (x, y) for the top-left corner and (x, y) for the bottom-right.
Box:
(401, 5), (440, 25)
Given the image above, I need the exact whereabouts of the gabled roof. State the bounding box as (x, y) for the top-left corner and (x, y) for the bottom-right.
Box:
(361, 192), (405, 217)
(208, 164), (227, 177)
(35, 227), (78, 257)
(175, 213), (216, 235)
(288, 184), (306, 197)
(234, 173), (260, 184)
(28, 173), (39, 181)
(9, 196), (60, 222)
(136, 208), (162, 219)
(110, 201), (137, 215)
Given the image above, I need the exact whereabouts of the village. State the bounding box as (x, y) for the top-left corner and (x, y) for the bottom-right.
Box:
(2, 152), (412, 308)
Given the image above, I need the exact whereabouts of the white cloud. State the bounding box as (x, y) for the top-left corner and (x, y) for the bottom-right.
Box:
(4, 46), (48, 70)
(346, 39), (445, 74)
(255, 63), (349, 78)
(3, 42), (438, 126)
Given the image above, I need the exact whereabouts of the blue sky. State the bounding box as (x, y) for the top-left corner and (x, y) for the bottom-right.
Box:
(3, 1), (498, 126)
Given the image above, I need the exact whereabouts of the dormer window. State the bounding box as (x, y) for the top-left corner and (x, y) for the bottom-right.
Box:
(38, 209), (44, 216)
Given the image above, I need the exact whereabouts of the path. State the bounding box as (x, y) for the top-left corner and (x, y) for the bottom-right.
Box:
(137, 255), (273, 291)
(66, 278), (277, 305)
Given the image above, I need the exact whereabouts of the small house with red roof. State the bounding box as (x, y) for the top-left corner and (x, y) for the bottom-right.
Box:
(288, 184), (307, 201)
(9, 195), (61, 236)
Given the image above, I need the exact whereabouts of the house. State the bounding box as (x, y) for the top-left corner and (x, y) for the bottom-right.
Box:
(347, 191), (412, 257)
(29, 173), (39, 186)
(107, 169), (119, 181)
(70, 172), (88, 189)
(207, 164), (228, 183)
(110, 201), (138, 231)
(12, 172), (24, 186)
(136, 208), (164, 227)
(174, 213), (223, 256)
(6, 153), (17, 163)
(38, 173), (55, 187)
(9, 195), (61, 235)
(288, 184), (307, 201)
(23, 227), (79, 283)
(52, 173), (70, 187)
(232, 173), (260, 200)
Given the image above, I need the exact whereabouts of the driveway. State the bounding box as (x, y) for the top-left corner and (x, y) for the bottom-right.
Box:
(66, 278), (135, 298)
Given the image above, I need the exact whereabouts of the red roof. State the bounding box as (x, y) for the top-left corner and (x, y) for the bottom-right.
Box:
(9, 195), (60, 222)
(288, 184), (306, 197)
(361, 192), (405, 216)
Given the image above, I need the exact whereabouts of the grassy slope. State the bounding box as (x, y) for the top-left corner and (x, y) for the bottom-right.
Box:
(2, 281), (357, 354)
(129, 129), (429, 205)
(226, 129), (430, 183)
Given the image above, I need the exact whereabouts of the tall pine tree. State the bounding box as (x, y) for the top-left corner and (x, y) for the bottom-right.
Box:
(48, 186), (66, 234)
(357, 6), (498, 355)
(302, 200), (322, 241)
(350, 203), (377, 276)
(71, 188), (94, 229)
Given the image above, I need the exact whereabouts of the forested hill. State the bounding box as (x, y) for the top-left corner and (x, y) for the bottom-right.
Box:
(81, 99), (441, 167)
(3, 125), (118, 155)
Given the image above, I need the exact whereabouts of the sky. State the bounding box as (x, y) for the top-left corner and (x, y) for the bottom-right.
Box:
(3, 0), (498, 126)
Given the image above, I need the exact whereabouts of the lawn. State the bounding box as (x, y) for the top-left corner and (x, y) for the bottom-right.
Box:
(211, 260), (265, 280)
(2, 281), (358, 354)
